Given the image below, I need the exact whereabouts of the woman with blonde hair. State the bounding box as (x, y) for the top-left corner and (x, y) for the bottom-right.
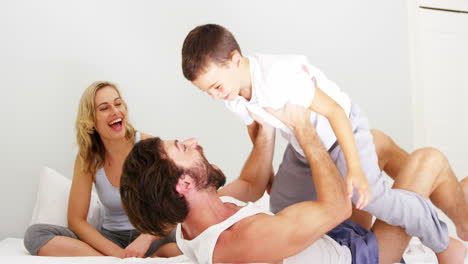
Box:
(24, 81), (175, 258)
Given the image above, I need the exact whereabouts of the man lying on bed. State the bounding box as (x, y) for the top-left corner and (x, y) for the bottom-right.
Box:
(120, 103), (466, 264)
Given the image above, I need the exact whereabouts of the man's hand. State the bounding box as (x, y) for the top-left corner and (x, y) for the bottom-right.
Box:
(124, 234), (155, 258)
(346, 169), (371, 210)
(247, 109), (275, 132)
(247, 108), (276, 143)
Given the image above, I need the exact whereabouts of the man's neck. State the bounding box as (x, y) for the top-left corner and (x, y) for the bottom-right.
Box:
(238, 57), (252, 101)
(181, 192), (239, 240)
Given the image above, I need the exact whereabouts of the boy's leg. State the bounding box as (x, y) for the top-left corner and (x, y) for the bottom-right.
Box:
(378, 148), (467, 263)
(372, 129), (468, 240)
(359, 143), (466, 263)
(349, 129), (408, 231)
(393, 148), (468, 240)
(339, 147), (449, 253)
(371, 129), (409, 179)
(335, 106), (449, 253)
(348, 129), (408, 230)
(372, 220), (465, 264)
(371, 219), (410, 264)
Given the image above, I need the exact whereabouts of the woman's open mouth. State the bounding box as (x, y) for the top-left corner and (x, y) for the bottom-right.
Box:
(108, 118), (123, 131)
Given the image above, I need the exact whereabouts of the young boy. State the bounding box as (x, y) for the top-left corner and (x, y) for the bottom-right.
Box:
(181, 24), (453, 254)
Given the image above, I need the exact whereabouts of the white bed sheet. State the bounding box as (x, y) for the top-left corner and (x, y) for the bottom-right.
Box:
(0, 238), (195, 264)
(1, 237), (462, 264)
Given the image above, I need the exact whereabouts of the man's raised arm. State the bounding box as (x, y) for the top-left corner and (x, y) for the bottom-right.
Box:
(219, 123), (276, 202)
(215, 104), (352, 263)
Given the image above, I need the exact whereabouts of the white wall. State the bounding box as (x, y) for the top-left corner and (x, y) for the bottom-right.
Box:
(0, 0), (412, 239)
(410, 0), (468, 176)
(408, 0), (468, 239)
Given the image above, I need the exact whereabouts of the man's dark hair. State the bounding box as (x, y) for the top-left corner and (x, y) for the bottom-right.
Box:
(120, 137), (188, 237)
(182, 24), (242, 81)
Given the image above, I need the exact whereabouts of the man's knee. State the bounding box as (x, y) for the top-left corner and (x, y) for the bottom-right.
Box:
(411, 147), (447, 169)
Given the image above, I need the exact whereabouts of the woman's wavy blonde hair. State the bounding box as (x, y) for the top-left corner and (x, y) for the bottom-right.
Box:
(75, 81), (136, 175)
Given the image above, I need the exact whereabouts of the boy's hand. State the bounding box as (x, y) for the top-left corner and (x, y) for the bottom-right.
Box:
(346, 170), (371, 210)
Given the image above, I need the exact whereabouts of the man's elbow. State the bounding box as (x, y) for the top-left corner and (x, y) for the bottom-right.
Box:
(250, 188), (267, 203)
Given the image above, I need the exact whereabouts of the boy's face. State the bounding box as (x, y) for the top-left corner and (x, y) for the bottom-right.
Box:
(192, 60), (243, 101)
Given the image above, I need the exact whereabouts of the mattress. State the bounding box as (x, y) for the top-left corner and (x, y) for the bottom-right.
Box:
(0, 237), (458, 264)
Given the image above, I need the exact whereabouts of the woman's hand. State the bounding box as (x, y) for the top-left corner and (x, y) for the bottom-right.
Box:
(124, 234), (156, 258)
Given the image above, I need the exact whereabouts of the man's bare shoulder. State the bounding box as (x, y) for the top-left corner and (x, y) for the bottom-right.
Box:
(213, 213), (284, 263)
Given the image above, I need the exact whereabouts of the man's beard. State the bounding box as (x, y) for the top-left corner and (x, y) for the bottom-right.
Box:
(183, 145), (226, 190)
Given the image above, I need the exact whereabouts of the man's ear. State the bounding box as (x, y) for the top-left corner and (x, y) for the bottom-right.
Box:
(175, 174), (195, 196)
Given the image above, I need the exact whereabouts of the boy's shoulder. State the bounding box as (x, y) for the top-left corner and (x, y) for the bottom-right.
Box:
(250, 53), (309, 86)
(250, 53), (308, 68)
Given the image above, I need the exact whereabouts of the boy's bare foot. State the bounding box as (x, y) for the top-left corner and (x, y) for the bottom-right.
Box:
(436, 237), (466, 264)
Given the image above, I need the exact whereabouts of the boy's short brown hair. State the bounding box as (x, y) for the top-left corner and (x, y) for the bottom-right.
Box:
(182, 24), (242, 81)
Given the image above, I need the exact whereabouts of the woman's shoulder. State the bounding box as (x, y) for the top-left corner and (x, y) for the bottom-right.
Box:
(72, 153), (96, 183)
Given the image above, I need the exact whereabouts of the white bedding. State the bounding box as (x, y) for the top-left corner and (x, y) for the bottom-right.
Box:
(0, 237), (460, 264)
(0, 238), (195, 264)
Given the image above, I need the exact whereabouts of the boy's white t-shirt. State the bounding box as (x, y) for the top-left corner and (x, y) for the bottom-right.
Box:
(224, 53), (351, 155)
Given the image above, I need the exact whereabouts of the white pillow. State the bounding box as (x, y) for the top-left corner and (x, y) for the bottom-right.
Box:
(29, 167), (102, 229)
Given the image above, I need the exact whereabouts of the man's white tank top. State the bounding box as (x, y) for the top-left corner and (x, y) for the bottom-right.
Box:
(176, 196), (351, 264)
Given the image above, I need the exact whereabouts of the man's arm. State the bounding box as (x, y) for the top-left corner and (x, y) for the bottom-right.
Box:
(219, 123), (275, 202)
(215, 104), (352, 263)
(247, 120), (275, 194)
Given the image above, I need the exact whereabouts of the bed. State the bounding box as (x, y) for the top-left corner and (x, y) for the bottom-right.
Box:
(0, 236), (446, 264)
(0, 167), (460, 264)
(0, 238), (194, 263)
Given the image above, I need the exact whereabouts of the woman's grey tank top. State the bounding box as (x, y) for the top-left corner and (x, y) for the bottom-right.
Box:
(94, 131), (141, 231)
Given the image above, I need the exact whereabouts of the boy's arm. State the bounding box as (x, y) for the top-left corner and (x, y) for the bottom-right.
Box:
(308, 78), (370, 209)
(214, 104), (352, 263)
(219, 123), (275, 202)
